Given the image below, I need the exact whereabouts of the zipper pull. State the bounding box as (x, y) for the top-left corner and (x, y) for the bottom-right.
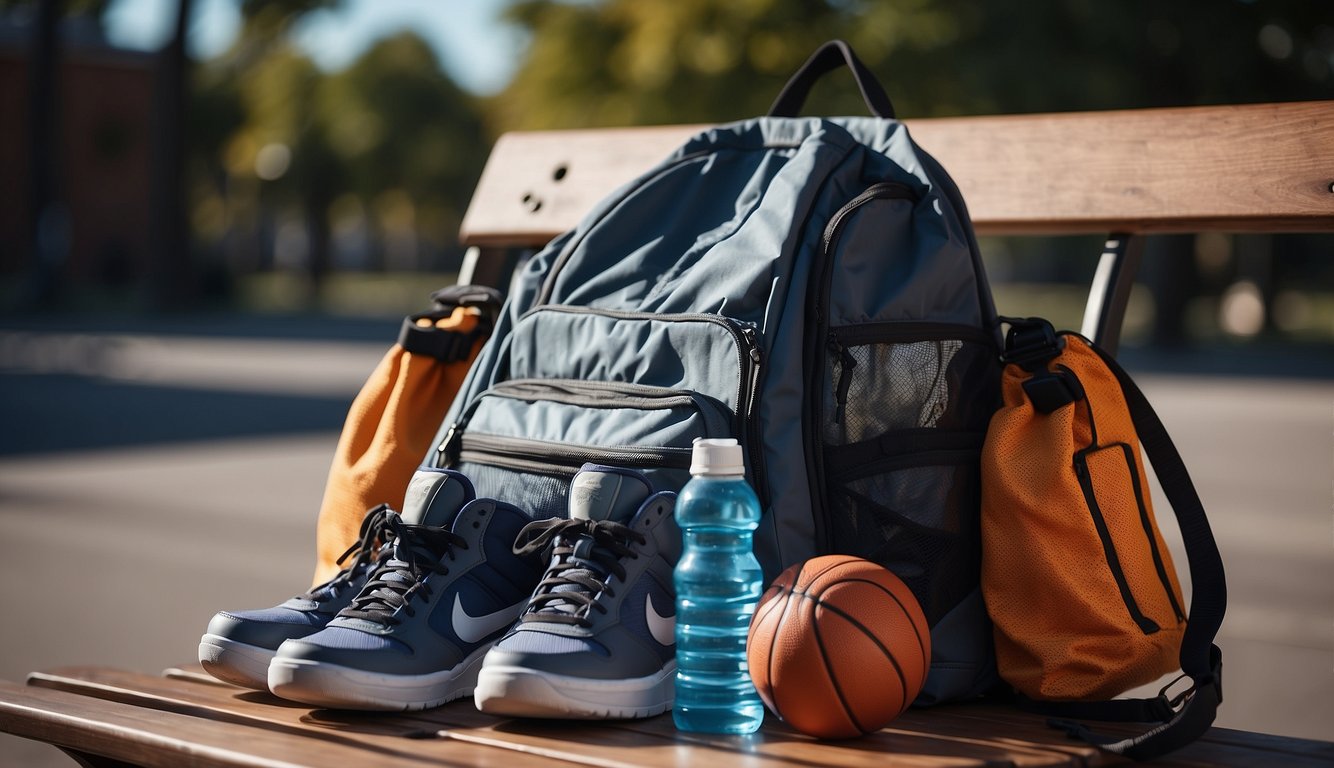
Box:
(740, 325), (763, 421)
(436, 422), (462, 467)
(829, 334), (857, 425)
(741, 326), (762, 363)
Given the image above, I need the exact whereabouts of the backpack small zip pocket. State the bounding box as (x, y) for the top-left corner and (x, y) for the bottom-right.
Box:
(441, 378), (731, 519)
(501, 305), (767, 498)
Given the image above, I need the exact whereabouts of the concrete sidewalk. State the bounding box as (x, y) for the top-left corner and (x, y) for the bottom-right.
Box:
(1, 319), (1330, 765)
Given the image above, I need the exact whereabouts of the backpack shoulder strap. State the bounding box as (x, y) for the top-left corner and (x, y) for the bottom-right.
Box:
(1042, 342), (1228, 761)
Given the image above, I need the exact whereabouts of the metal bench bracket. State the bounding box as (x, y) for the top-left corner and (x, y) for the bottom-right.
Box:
(1081, 233), (1145, 356)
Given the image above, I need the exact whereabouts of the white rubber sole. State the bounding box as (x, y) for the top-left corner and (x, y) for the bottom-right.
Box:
(267, 643), (490, 711)
(474, 660), (676, 719)
(198, 634), (275, 690)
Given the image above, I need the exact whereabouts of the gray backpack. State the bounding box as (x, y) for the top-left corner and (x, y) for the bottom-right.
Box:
(432, 41), (1001, 703)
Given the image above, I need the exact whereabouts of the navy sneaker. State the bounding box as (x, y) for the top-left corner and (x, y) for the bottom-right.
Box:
(267, 468), (544, 710)
(198, 500), (405, 689)
(474, 464), (680, 718)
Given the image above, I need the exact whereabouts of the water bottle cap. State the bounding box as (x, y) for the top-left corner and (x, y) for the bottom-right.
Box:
(690, 438), (745, 476)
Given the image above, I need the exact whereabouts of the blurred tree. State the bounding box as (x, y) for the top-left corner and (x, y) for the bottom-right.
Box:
(21, 0), (65, 309)
(494, 0), (1333, 129)
(147, 0), (193, 310)
(0, 0), (109, 13)
(197, 0), (341, 300)
(318, 32), (488, 271)
(188, 6), (486, 302)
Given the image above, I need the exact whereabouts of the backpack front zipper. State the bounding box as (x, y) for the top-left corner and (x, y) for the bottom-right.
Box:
(459, 433), (693, 477)
(441, 376), (706, 477)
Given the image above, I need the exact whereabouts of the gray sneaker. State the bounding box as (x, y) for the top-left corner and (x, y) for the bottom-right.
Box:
(198, 500), (407, 689)
(267, 468), (544, 710)
(474, 464), (680, 719)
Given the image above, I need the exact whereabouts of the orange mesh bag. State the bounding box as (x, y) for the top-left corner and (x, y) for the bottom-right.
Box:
(312, 286), (500, 585)
(980, 317), (1226, 761)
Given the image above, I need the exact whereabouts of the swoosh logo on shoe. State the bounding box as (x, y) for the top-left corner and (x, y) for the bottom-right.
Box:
(646, 593), (675, 647)
(452, 594), (526, 644)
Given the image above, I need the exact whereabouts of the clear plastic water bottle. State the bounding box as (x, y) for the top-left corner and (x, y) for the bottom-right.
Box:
(673, 438), (765, 734)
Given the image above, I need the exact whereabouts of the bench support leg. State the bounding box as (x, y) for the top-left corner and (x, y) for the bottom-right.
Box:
(60, 746), (142, 768)
(458, 246), (522, 291)
(1081, 233), (1144, 357)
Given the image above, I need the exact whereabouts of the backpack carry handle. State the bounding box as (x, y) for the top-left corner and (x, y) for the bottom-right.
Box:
(768, 40), (897, 119)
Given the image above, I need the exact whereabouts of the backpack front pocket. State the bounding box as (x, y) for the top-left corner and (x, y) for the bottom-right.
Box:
(444, 378), (730, 519)
(498, 305), (766, 493)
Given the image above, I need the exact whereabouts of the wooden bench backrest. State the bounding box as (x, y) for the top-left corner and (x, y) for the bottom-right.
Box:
(460, 101), (1334, 248)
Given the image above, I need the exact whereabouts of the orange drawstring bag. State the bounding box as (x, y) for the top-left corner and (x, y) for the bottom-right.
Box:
(311, 286), (500, 585)
(981, 317), (1226, 761)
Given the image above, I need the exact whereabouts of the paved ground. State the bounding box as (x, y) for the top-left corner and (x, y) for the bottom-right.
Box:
(0, 315), (1330, 765)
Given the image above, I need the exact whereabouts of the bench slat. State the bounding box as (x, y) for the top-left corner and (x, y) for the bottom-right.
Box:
(0, 679), (436, 768)
(35, 666), (1087, 767)
(17, 664), (1333, 767)
(460, 101), (1334, 247)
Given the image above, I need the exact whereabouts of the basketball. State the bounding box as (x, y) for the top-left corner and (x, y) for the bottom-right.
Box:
(747, 555), (931, 739)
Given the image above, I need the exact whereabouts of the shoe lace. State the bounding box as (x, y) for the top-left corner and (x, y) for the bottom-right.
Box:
(512, 518), (647, 627)
(301, 503), (396, 605)
(337, 512), (468, 627)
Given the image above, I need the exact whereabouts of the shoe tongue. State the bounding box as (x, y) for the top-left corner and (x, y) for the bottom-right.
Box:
(527, 466), (651, 620)
(401, 469), (475, 528)
(568, 465), (651, 523)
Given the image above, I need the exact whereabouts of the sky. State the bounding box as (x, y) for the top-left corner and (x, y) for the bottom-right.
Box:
(101, 0), (527, 95)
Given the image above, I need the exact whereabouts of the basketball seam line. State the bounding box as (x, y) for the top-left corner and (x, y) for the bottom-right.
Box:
(810, 599), (869, 735)
(789, 584), (917, 725)
(798, 557), (857, 589)
(828, 579), (921, 719)
(764, 556), (847, 727)
(811, 594), (907, 725)
(750, 590), (784, 715)
(765, 584), (797, 724)
(819, 577), (928, 657)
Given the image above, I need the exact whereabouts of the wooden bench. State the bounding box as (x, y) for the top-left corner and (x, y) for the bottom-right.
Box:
(2, 100), (1332, 767)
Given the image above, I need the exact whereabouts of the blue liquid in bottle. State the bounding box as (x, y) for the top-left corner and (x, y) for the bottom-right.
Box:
(673, 439), (765, 734)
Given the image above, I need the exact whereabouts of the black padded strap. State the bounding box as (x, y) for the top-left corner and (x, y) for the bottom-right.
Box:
(768, 40), (896, 119)
(1094, 344), (1228, 672)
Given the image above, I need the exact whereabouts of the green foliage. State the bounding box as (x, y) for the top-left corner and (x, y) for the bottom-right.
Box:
(0, 0), (110, 14)
(494, 0), (1334, 129)
(187, 18), (486, 275)
(319, 33), (486, 211)
(171, 0), (1330, 292)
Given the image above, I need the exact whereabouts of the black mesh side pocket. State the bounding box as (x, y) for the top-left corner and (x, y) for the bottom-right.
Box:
(825, 324), (998, 447)
(825, 435), (982, 626)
